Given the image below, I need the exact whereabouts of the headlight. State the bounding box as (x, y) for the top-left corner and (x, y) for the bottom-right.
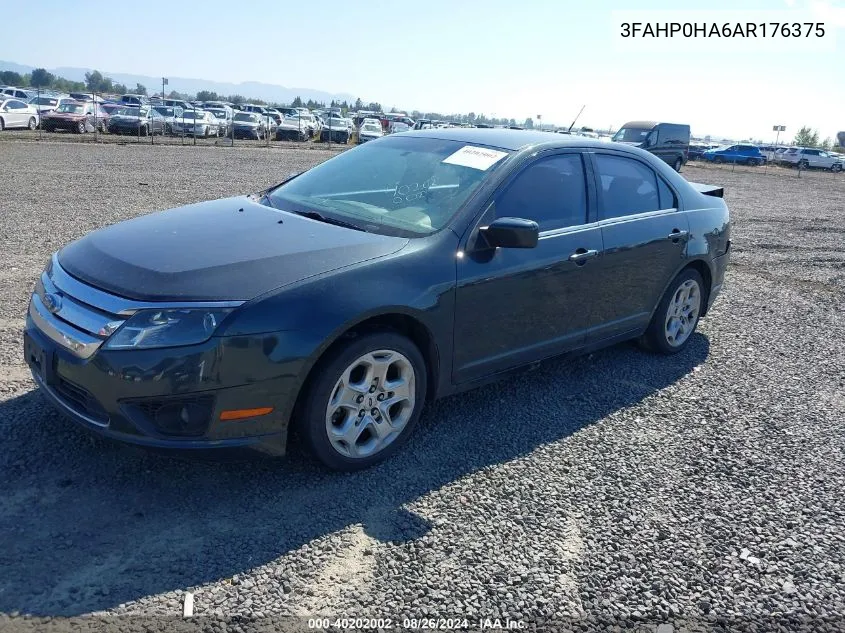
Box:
(103, 309), (232, 350)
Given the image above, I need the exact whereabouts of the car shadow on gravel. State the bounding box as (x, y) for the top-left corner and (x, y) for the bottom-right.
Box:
(0, 334), (709, 616)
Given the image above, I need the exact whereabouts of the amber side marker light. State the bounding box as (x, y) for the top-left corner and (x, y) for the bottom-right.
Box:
(220, 407), (274, 421)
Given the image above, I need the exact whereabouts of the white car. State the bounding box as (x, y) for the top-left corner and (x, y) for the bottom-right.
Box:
(389, 121), (410, 134)
(28, 95), (75, 115)
(778, 147), (844, 171)
(2, 87), (36, 101)
(0, 98), (40, 130)
(172, 110), (220, 137)
(358, 121), (384, 143)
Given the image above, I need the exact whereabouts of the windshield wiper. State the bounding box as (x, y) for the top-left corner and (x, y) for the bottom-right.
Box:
(289, 209), (366, 232)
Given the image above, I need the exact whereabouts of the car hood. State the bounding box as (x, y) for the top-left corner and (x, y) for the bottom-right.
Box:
(57, 195), (409, 302)
(111, 115), (145, 123)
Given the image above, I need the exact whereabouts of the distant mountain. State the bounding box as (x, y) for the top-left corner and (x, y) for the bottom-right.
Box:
(0, 60), (361, 104)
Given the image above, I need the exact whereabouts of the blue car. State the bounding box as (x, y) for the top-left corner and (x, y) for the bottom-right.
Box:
(702, 143), (766, 166)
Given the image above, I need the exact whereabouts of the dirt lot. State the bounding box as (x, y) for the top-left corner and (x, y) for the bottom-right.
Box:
(0, 142), (844, 632)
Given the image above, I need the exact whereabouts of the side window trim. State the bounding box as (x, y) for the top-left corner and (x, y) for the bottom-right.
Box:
(586, 150), (681, 221)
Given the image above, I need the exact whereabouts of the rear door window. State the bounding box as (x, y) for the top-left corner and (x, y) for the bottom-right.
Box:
(594, 154), (666, 220)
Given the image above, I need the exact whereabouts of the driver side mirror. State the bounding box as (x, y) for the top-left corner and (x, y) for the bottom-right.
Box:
(480, 217), (539, 249)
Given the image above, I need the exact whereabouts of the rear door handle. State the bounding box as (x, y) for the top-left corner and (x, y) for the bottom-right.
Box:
(667, 229), (689, 241)
(568, 248), (599, 264)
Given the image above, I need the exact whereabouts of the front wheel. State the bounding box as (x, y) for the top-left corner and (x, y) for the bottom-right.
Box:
(714, 156), (724, 164)
(140, 125), (148, 137)
(28, 117), (37, 131)
(672, 157), (682, 172)
(77, 120), (87, 134)
(747, 158), (760, 166)
(298, 331), (427, 471)
(639, 268), (704, 354)
(832, 164), (843, 173)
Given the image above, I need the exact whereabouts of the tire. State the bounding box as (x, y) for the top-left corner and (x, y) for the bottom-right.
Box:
(832, 164), (843, 173)
(28, 117), (37, 131)
(798, 160), (809, 169)
(714, 156), (724, 164)
(0, 117), (5, 131)
(639, 268), (705, 355)
(297, 331), (428, 471)
(747, 158), (760, 167)
(77, 120), (86, 134)
(672, 157), (682, 172)
(140, 125), (148, 137)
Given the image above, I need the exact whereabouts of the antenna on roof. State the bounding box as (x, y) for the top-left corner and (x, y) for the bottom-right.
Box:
(568, 105), (585, 132)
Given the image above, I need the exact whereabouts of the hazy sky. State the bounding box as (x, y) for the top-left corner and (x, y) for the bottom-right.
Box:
(1, 0), (843, 141)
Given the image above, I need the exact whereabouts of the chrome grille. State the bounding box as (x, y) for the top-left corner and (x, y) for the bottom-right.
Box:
(28, 254), (245, 359)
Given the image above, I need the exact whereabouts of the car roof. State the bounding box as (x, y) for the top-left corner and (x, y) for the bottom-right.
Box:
(395, 128), (622, 152)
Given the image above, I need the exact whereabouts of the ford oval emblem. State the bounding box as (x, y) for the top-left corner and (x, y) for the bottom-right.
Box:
(42, 293), (62, 314)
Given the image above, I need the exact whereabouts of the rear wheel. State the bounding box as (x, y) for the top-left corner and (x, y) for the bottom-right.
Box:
(640, 268), (704, 354)
(672, 157), (682, 172)
(298, 331), (427, 471)
(798, 159), (809, 169)
(28, 117), (37, 131)
(747, 158), (760, 166)
(140, 125), (148, 137)
(0, 117), (5, 131)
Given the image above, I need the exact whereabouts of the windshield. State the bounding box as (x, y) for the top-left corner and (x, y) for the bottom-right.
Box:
(115, 107), (143, 116)
(611, 127), (652, 143)
(181, 111), (201, 119)
(265, 136), (510, 237)
(32, 97), (59, 106)
(208, 110), (227, 118)
(154, 107), (174, 116)
(362, 124), (381, 133)
(234, 112), (257, 122)
(55, 103), (85, 114)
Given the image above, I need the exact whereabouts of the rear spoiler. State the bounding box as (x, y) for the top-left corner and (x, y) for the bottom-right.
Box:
(689, 182), (724, 198)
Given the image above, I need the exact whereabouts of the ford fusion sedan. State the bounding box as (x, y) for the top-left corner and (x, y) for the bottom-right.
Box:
(24, 129), (730, 471)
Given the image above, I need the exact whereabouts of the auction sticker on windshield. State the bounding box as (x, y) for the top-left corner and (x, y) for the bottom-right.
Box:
(442, 145), (509, 171)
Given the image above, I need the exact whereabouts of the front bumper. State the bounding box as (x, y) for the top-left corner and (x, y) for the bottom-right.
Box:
(108, 123), (143, 134)
(44, 119), (86, 131)
(233, 127), (261, 139)
(21, 263), (319, 455)
(24, 318), (301, 455)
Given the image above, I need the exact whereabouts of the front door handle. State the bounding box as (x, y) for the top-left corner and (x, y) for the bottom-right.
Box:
(568, 248), (599, 264)
(667, 229), (689, 242)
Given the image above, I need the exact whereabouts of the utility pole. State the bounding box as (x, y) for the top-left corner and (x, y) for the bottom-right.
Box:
(162, 77), (168, 99)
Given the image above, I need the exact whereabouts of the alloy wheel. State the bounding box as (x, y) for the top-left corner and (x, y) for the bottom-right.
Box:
(664, 279), (701, 347)
(324, 349), (416, 459)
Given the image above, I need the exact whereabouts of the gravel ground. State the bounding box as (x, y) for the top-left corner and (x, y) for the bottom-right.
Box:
(1, 143), (844, 632)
